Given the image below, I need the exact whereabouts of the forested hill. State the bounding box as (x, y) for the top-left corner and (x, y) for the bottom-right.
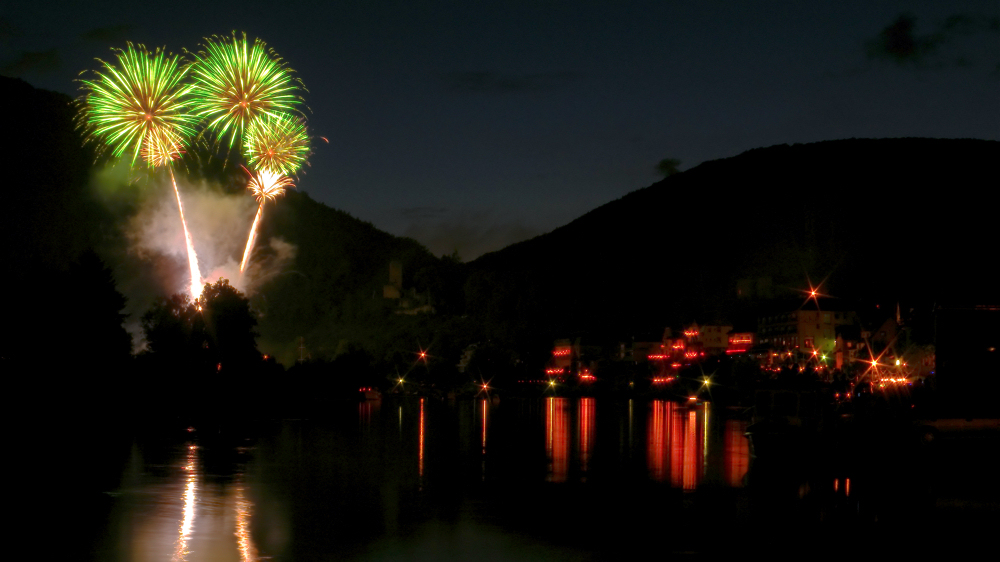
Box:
(250, 189), (445, 363)
(469, 138), (998, 337)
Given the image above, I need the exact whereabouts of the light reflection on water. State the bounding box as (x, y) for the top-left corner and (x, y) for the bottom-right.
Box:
(111, 397), (750, 560)
(645, 400), (742, 490)
(545, 397), (569, 482)
(111, 442), (258, 562)
(579, 397), (595, 479)
(233, 480), (257, 562)
(170, 445), (197, 562)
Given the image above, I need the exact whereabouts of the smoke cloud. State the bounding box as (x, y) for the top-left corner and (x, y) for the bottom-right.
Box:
(125, 175), (297, 296)
(92, 166), (297, 346)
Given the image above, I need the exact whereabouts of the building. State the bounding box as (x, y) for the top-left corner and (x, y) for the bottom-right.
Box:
(726, 332), (755, 355)
(757, 302), (856, 358)
(382, 260), (434, 314)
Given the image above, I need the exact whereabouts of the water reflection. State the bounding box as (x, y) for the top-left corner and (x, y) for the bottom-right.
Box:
(172, 444), (198, 561)
(234, 480), (257, 562)
(111, 441), (265, 561)
(646, 400), (719, 489)
(419, 397), (425, 490)
(358, 400), (379, 430)
(578, 398), (595, 480)
(647, 400), (670, 481)
(724, 419), (750, 487)
(111, 397), (757, 559)
(545, 397), (569, 482)
(682, 408), (699, 490)
(480, 399), (489, 481)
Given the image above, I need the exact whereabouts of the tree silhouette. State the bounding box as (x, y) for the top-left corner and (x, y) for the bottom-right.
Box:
(141, 278), (259, 375)
(656, 158), (682, 177)
(197, 278), (260, 372)
(141, 293), (200, 368)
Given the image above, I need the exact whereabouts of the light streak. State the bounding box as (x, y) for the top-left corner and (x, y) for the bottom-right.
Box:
(481, 399), (488, 481)
(579, 397), (595, 478)
(684, 409), (698, 490)
(418, 398), (425, 491)
(238, 167), (293, 273)
(234, 483), (258, 562)
(545, 397), (568, 482)
(172, 445), (198, 562)
(648, 400), (666, 481)
(169, 167), (203, 298)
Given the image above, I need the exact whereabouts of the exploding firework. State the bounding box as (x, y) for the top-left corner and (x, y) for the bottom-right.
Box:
(78, 43), (204, 299)
(238, 112), (308, 273)
(239, 167), (295, 273)
(78, 43), (197, 167)
(247, 167), (295, 204)
(188, 32), (304, 151)
(244, 113), (310, 176)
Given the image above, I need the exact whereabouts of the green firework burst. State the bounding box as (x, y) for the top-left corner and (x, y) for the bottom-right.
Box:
(188, 32), (304, 151)
(77, 43), (197, 167)
(244, 113), (310, 176)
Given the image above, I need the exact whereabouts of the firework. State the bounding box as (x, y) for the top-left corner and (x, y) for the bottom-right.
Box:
(239, 167), (294, 273)
(244, 113), (310, 176)
(188, 32), (304, 151)
(247, 167), (295, 204)
(78, 43), (197, 166)
(78, 43), (204, 298)
(168, 167), (205, 299)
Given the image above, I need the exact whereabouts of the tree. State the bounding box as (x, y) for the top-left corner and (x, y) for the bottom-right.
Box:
(197, 278), (260, 372)
(656, 158), (682, 177)
(140, 278), (259, 374)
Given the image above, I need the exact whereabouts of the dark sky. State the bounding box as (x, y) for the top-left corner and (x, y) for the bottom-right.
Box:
(3, 1), (998, 260)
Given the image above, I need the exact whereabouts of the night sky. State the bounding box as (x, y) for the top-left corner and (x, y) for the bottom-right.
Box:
(4, 1), (998, 260)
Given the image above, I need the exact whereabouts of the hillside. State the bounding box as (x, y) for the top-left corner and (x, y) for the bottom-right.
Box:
(470, 137), (998, 340)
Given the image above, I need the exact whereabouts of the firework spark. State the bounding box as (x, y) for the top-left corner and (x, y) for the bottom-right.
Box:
(244, 113), (310, 176)
(188, 32), (304, 151)
(239, 167), (294, 273)
(238, 112), (307, 273)
(78, 43), (197, 166)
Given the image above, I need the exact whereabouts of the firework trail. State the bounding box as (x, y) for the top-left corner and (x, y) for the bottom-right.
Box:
(188, 32), (305, 153)
(78, 43), (204, 298)
(239, 168), (295, 273)
(239, 114), (309, 273)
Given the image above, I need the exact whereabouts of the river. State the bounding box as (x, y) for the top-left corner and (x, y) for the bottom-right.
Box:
(64, 395), (998, 559)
